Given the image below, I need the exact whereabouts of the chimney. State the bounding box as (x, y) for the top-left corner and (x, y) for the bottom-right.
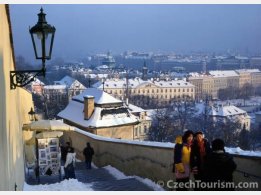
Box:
(84, 95), (94, 120)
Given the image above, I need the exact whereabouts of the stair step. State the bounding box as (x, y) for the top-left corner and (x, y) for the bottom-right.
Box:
(90, 178), (154, 191)
(75, 168), (117, 183)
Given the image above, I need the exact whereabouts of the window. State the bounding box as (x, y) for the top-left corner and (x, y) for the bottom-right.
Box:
(165, 89), (167, 93)
(144, 126), (148, 133)
(135, 128), (138, 136)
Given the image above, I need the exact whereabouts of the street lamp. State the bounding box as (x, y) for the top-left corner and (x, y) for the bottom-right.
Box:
(10, 8), (56, 89)
(28, 107), (37, 121)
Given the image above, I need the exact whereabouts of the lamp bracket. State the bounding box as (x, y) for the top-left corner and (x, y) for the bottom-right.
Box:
(10, 68), (45, 90)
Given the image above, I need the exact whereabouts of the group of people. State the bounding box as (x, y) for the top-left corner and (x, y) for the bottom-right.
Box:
(60, 142), (95, 179)
(173, 130), (237, 190)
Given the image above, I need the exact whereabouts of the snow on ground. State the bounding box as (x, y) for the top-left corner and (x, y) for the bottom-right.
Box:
(225, 147), (261, 157)
(104, 165), (164, 191)
(23, 179), (93, 191)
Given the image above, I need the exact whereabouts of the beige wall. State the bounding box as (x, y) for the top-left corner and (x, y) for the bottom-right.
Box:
(0, 5), (34, 191)
(63, 131), (261, 190)
(96, 125), (134, 140)
(63, 119), (136, 140)
(104, 84), (195, 103)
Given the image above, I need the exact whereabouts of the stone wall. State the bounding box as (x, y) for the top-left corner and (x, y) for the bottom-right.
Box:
(63, 130), (261, 190)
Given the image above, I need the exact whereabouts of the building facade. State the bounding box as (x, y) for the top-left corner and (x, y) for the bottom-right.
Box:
(54, 75), (86, 100)
(188, 69), (261, 100)
(209, 105), (251, 130)
(93, 78), (195, 107)
(58, 88), (150, 140)
(0, 5), (34, 190)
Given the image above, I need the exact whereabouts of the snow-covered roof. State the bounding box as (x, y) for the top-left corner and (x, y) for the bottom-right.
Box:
(73, 88), (122, 105)
(93, 78), (194, 89)
(209, 105), (247, 117)
(58, 100), (138, 128)
(128, 103), (145, 113)
(44, 85), (67, 90)
(235, 69), (261, 73)
(188, 72), (213, 78)
(209, 70), (239, 77)
(32, 78), (45, 85)
(54, 76), (86, 89)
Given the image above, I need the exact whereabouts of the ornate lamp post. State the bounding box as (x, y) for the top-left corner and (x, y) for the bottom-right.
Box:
(28, 107), (37, 121)
(10, 8), (56, 89)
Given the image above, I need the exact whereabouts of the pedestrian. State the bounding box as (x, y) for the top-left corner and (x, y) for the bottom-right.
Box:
(64, 147), (76, 179)
(173, 130), (194, 191)
(190, 131), (211, 190)
(61, 142), (71, 166)
(204, 138), (237, 190)
(83, 142), (95, 169)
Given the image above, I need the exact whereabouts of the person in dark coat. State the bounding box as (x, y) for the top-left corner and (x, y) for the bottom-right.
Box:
(61, 142), (71, 166)
(204, 138), (237, 190)
(83, 142), (94, 169)
(190, 131), (211, 189)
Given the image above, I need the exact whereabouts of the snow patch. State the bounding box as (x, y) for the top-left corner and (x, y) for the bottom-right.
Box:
(23, 179), (93, 191)
(104, 165), (164, 191)
(225, 147), (261, 157)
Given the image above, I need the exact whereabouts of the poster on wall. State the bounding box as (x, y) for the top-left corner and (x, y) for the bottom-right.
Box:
(37, 138), (61, 176)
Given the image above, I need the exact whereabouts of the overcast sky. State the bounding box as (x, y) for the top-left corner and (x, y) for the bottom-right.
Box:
(10, 4), (261, 62)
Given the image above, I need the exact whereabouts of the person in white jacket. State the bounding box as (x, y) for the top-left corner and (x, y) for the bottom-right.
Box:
(64, 147), (76, 179)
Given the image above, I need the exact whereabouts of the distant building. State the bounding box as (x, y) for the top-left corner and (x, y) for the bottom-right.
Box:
(102, 52), (116, 68)
(93, 78), (195, 107)
(54, 76), (86, 100)
(209, 105), (251, 130)
(58, 88), (150, 140)
(43, 85), (68, 104)
(188, 69), (261, 100)
(235, 69), (261, 88)
(250, 57), (261, 68)
(30, 78), (45, 95)
(128, 103), (152, 141)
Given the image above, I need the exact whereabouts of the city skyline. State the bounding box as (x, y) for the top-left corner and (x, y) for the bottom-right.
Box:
(10, 4), (261, 62)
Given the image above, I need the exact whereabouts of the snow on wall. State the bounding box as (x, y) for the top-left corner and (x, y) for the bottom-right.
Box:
(75, 128), (261, 157)
(75, 128), (175, 148)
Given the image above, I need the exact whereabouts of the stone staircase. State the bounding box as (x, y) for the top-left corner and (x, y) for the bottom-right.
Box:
(26, 162), (154, 191)
(74, 162), (154, 191)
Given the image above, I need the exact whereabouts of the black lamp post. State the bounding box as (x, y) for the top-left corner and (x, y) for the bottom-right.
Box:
(28, 107), (37, 121)
(101, 77), (105, 91)
(10, 8), (55, 90)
